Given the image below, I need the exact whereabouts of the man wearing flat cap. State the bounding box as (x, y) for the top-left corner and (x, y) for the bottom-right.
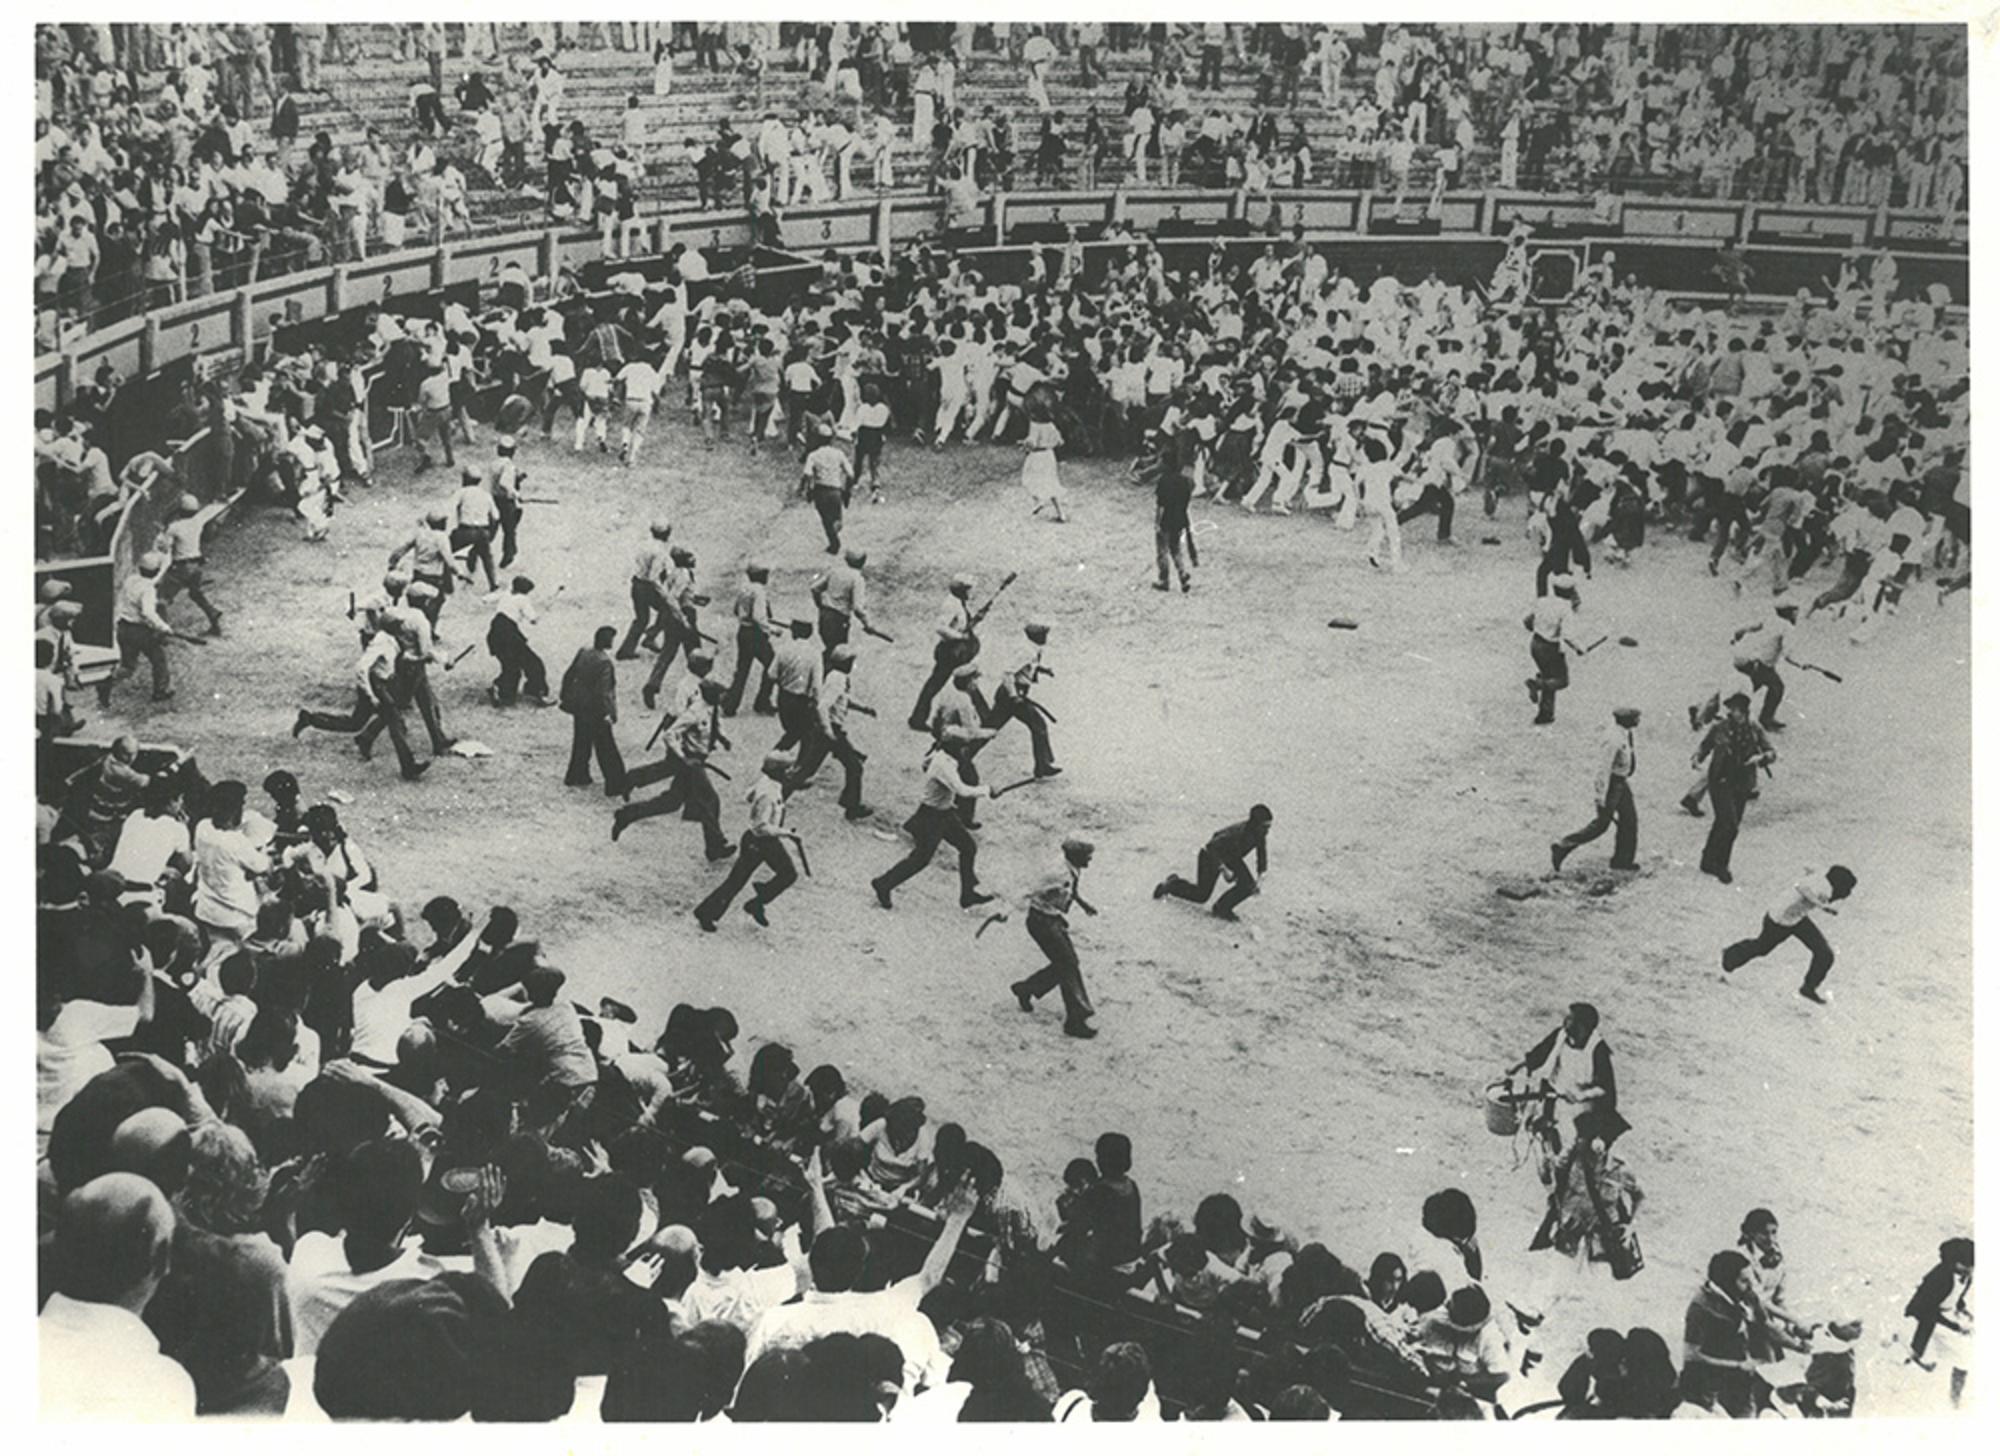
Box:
(1691, 690), (1775, 885)
(694, 751), (799, 932)
(908, 573), (977, 731)
(1011, 837), (1100, 1039)
(987, 620), (1060, 779)
(768, 616), (824, 753)
(1551, 707), (1642, 874)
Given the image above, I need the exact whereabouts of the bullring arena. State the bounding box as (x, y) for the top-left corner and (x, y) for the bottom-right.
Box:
(32, 16), (1975, 1425)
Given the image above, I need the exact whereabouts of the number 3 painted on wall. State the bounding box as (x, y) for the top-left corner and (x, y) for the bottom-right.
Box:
(821, 219), (833, 239)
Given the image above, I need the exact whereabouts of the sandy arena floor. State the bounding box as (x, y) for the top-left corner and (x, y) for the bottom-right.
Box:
(104, 402), (1972, 1374)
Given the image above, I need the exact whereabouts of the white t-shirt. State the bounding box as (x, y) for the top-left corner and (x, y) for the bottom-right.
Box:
(285, 1233), (448, 1356)
(108, 810), (192, 887)
(192, 821), (269, 935)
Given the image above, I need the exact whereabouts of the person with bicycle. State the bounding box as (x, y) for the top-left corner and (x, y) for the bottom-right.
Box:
(1507, 1002), (1628, 1181)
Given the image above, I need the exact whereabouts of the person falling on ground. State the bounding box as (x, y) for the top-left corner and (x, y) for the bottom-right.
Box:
(1010, 836), (1100, 1040)
(1153, 805), (1272, 922)
(1551, 707), (1641, 874)
(1720, 864), (1856, 1005)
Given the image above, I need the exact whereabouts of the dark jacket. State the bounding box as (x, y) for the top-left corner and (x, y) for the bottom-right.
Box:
(1906, 1262), (1971, 1361)
(560, 647), (618, 721)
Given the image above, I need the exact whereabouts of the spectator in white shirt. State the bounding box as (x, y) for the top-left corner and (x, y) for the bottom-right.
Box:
(746, 1175), (976, 1395)
(41, 1173), (197, 1420)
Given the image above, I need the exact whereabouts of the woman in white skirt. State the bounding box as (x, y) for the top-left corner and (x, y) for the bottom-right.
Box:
(1021, 396), (1067, 523)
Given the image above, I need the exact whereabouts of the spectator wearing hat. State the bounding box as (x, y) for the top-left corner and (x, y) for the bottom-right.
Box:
(1721, 865), (1857, 1005)
(1154, 804), (1274, 922)
(1552, 707), (1642, 873)
(908, 573), (977, 731)
(560, 625), (627, 796)
(154, 494), (225, 637)
(693, 750), (798, 932)
(40, 1172), (196, 1420)
(35, 636), (82, 740)
(1691, 690), (1775, 884)
(1010, 837), (1099, 1039)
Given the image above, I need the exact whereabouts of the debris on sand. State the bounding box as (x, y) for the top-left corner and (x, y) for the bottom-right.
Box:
(1495, 882), (1544, 901)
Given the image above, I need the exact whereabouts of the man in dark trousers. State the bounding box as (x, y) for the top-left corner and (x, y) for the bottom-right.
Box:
(908, 574), (976, 730)
(1153, 805), (1272, 921)
(1692, 690), (1775, 884)
(768, 616), (823, 753)
(1524, 573), (1587, 726)
(1721, 865), (1856, 1005)
(1551, 706), (1641, 873)
(986, 621), (1059, 779)
(871, 739), (997, 910)
(786, 643), (871, 820)
(1154, 450), (1195, 592)
(1010, 837), (1100, 1039)
(694, 751), (798, 931)
(810, 547), (878, 668)
(722, 559), (779, 716)
(616, 518), (674, 661)
(613, 677), (733, 859)
(560, 625), (626, 795)
(485, 575), (551, 707)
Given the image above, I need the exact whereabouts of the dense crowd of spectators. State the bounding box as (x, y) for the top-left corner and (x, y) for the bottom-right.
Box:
(36, 22), (1967, 351)
(40, 728), (1965, 1421)
(35, 204), (1972, 1421)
